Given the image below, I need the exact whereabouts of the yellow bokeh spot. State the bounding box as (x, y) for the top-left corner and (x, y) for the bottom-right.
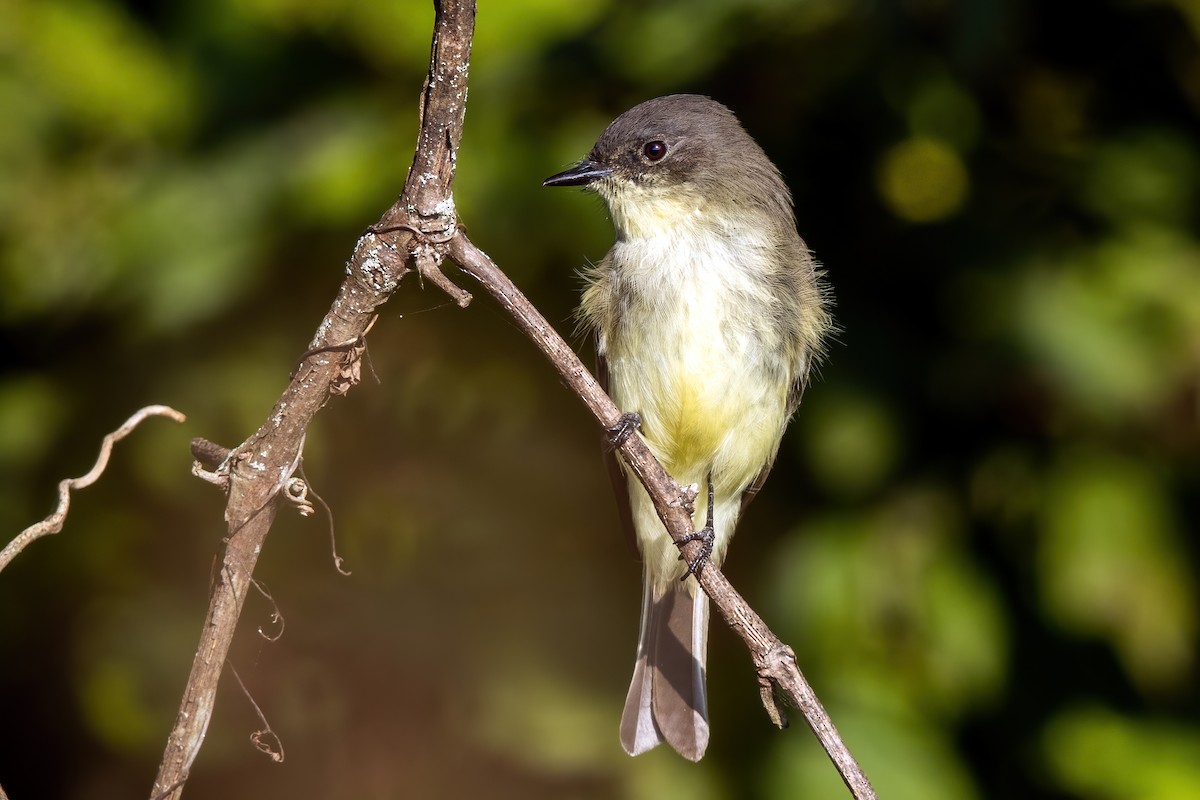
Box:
(878, 138), (969, 222)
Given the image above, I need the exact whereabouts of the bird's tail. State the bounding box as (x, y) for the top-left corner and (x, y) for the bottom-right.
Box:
(619, 577), (710, 761)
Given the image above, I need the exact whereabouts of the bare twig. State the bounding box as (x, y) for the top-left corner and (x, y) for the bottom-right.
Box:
(190, 437), (230, 471)
(149, 2), (477, 798)
(190, 438), (231, 488)
(148, 1), (874, 798)
(416, 246), (473, 307)
(0, 405), (186, 574)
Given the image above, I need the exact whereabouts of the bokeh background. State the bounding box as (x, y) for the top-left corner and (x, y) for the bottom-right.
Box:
(2, 0), (1199, 798)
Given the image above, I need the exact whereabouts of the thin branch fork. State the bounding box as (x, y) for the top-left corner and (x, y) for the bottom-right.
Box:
(143, 1), (875, 799)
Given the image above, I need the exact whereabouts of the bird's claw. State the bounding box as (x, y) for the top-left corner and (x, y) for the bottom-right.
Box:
(678, 473), (716, 580)
(607, 411), (642, 449)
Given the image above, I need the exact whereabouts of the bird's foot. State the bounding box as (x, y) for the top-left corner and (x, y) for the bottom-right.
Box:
(678, 474), (716, 580)
(606, 411), (642, 449)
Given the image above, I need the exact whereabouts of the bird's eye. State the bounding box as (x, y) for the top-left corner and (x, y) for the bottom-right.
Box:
(643, 141), (668, 162)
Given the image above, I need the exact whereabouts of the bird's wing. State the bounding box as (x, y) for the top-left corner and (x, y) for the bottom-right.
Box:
(739, 363), (811, 518)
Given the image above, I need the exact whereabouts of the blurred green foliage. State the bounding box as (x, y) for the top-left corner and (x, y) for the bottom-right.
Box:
(1, 0), (1198, 798)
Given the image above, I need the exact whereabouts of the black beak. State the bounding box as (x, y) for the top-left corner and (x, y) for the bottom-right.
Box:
(543, 160), (611, 187)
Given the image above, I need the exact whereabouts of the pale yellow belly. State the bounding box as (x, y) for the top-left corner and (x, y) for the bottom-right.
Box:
(608, 306), (787, 488)
(606, 306), (790, 592)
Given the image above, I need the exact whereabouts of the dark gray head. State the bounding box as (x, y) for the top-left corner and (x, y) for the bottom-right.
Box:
(544, 95), (793, 235)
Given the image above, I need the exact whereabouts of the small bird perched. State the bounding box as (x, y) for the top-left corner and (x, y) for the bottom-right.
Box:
(544, 94), (832, 761)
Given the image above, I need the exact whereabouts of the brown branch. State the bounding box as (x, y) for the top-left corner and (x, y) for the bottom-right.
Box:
(147, 1), (873, 798)
(189, 437), (230, 471)
(0, 405), (187, 574)
(447, 235), (877, 799)
(149, 2), (477, 798)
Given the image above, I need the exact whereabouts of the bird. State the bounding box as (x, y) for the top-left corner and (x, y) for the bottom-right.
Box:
(544, 94), (832, 761)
